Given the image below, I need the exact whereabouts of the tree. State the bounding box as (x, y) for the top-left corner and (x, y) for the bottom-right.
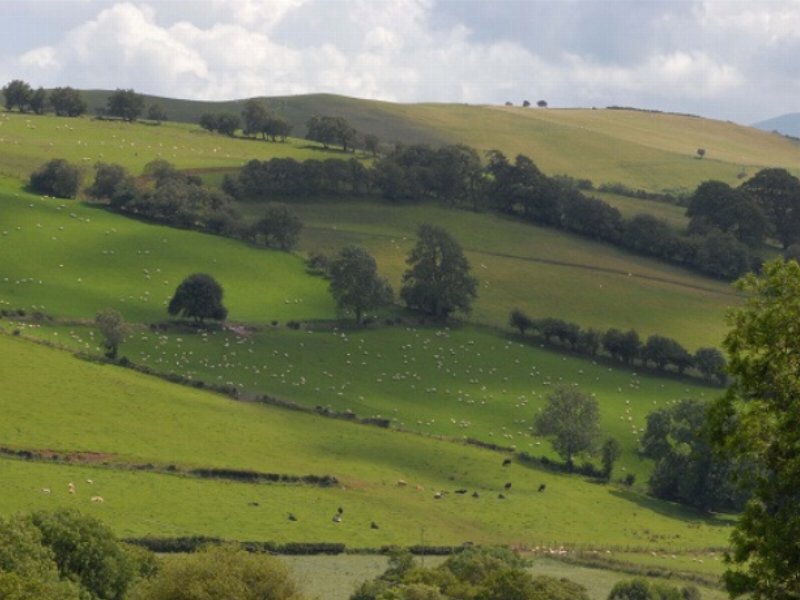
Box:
(29, 87), (47, 115)
(741, 168), (800, 248)
(601, 437), (621, 480)
(400, 224), (477, 321)
(249, 203), (302, 251)
(242, 98), (270, 138)
(87, 162), (135, 200)
(696, 148), (706, 159)
(686, 180), (768, 248)
(29, 159), (82, 199)
(128, 544), (303, 600)
(708, 259), (800, 598)
(364, 133), (380, 156)
(534, 385), (600, 469)
(306, 115), (357, 152)
(2, 79), (33, 111)
(522, 100), (531, 107)
(329, 246), (393, 324)
(168, 274), (228, 324)
(641, 335), (693, 373)
(602, 328), (641, 364)
(693, 347), (726, 384)
(106, 89), (145, 121)
(49, 87), (87, 117)
(30, 509), (141, 600)
(509, 308), (533, 336)
(608, 578), (696, 600)
(94, 308), (130, 360)
(537, 100), (548, 108)
(146, 103), (167, 123)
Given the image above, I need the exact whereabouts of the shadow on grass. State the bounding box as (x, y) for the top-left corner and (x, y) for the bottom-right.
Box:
(610, 487), (735, 527)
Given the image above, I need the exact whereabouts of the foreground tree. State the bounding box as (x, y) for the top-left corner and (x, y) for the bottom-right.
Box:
(168, 274), (227, 324)
(329, 246), (393, 324)
(534, 385), (600, 469)
(107, 89), (145, 122)
(95, 308), (130, 360)
(400, 224), (477, 320)
(709, 258), (800, 598)
(29, 159), (82, 198)
(129, 544), (303, 600)
(2, 79), (33, 111)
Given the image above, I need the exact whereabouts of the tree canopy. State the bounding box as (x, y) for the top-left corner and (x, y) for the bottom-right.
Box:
(2, 79), (33, 111)
(306, 115), (357, 152)
(49, 87), (87, 117)
(29, 159), (82, 199)
(534, 385), (600, 469)
(329, 246), (393, 324)
(709, 258), (800, 598)
(168, 274), (228, 324)
(95, 308), (130, 360)
(400, 224), (477, 321)
(107, 89), (145, 122)
(741, 168), (800, 249)
(248, 203), (302, 251)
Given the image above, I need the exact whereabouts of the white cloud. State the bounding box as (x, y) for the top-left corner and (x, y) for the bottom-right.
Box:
(19, 46), (59, 70)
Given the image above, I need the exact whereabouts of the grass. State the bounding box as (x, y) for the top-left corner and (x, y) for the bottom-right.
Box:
(249, 199), (738, 350)
(0, 110), (348, 181)
(0, 332), (733, 550)
(592, 192), (690, 231)
(0, 179), (334, 322)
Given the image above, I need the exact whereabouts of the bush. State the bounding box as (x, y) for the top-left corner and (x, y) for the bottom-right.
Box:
(29, 159), (82, 198)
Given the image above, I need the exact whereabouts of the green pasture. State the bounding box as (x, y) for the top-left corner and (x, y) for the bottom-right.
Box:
(0, 180), (334, 322)
(0, 110), (344, 181)
(243, 199), (738, 349)
(592, 192), (690, 231)
(18, 319), (719, 485)
(0, 333), (732, 550)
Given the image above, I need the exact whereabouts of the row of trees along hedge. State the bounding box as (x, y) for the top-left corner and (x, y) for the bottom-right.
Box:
(30, 157), (303, 251)
(509, 308), (727, 383)
(223, 146), (800, 279)
(2, 79), (166, 122)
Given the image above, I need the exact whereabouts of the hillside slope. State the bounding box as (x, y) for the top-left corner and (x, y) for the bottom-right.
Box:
(78, 90), (800, 192)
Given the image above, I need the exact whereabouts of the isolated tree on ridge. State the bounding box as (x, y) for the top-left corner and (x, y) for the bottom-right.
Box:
(329, 245), (393, 324)
(400, 224), (477, 321)
(168, 274), (228, 324)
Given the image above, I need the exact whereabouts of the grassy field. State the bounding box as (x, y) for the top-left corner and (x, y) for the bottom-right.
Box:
(257, 199), (737, 350)
(0, 110), (346, 181)
(0, 333), (732, 551)
(592, 192), (690, 231)
(0, 178), (334, 322)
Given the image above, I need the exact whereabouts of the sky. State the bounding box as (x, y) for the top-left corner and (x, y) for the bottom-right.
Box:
(1, 0), (799, 125)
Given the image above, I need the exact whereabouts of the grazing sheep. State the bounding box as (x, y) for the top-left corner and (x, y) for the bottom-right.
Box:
(502, 458), (512, 466)
(538, 483), (546, 492)
(332, 514), (342, 523)
(415, 484), (424, 491)
(504, 482), (512, 490)
(41, 488), (51, 494)
(396, 479), (408, 487)
(433, 492), (443, 499)
(90, 496), (104, 503)
(86, 479), (93, 485)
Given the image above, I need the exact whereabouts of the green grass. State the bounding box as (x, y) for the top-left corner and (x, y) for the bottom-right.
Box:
(592, 192), (690, 231)
(0, 332), (733, 550)
(0, 179), (334, 322)
(251, 199), (738, 350)
(18, 319), (720, 487)
(0, 110), (348, 181)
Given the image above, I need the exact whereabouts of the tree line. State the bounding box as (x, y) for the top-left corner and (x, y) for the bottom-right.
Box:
(2, 79), (166, 122)
(509, 308), (726, 384)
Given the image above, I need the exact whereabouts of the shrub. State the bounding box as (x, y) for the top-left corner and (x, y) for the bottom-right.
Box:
(29, 159), (82, 198)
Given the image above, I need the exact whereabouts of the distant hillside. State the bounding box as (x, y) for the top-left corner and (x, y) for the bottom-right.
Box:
(752, 113), (800, 138)
(77, 89), (800, 193)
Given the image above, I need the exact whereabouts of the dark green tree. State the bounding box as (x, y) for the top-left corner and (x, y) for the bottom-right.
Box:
(687, 180), (768, 248)
(106, 89), (145, 122)
(534, 385), (600, 469)
(306, 115), (357, 152)
(641, 335), (693, 373)
(741, 168), (800, 248)
(95, 308), (130, 360)
(693, 347), (727, 384)
(168, 274), (228, 324)
(49, 87), (87, 117)
(602, 328), (641, 364)
(146, 103), (167, 123)
(509, 308), (533, 335)
(29, 87), (47, 115)
(601, 437), (621, 480)
(241, 99), (270, 138)
(364, 133), (380, 156)
(329, 246), (393, 324)
(2, 79), (33, 111)
(86, 162), (134, 200)
(400, 224), (477, 320)
(29, 159), (82, 198)
(249, 203), (302, 251)
(709, 259), (800, 598)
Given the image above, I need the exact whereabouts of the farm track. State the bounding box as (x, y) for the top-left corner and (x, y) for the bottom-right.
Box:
(305, 225), (741, 298)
